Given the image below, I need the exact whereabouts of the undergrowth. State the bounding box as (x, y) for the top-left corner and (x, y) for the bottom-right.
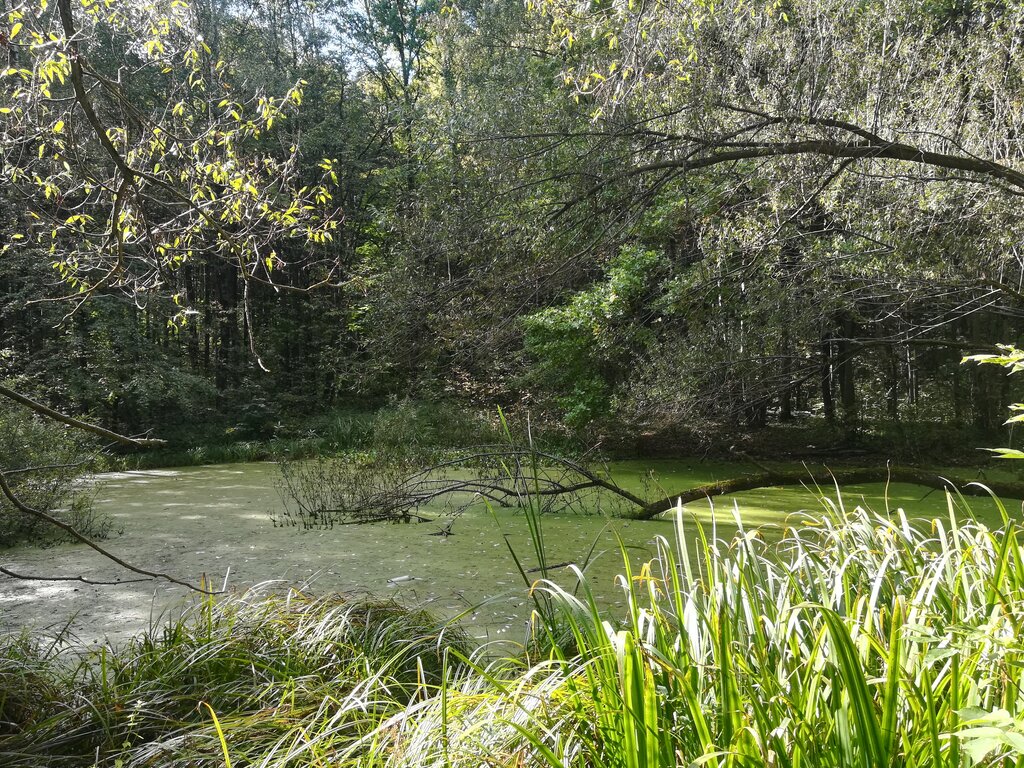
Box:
(0, 585), (468, 767)
(374, 495), (1024, 766)
(5, 493), (1024, 766)
(113, 401), (583, 470)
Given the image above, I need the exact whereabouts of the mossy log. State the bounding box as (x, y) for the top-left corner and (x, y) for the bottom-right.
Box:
(628, 467), (1024, 521)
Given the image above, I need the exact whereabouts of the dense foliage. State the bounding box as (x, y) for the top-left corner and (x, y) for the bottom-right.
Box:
(3, 0), (1024, 456)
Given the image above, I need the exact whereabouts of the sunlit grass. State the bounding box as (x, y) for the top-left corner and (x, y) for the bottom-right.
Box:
(5, 491), (1024, 766)
(370, 493), (1024, 767)
(0, 584), (468, 767)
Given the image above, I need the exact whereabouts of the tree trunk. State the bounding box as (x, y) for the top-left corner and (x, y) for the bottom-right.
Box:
(821, 334), (835, 423)
(837, 314), (858, 430)
(630, 467), (1023, 520)
(886, 343), (900, 421)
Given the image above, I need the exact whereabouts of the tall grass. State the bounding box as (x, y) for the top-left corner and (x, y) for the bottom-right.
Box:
(6, 494), (1024, 766)
(372, 494), (1024, 767)
(0, 584), (468, 767)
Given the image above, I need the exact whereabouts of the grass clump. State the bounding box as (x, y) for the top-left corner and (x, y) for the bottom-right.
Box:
(0, 584), (468, 767)
(0, 634), (74, 737)
(371, 496), (1024, 767)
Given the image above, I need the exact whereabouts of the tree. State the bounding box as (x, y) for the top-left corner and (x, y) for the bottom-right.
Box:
(2, 0), (341, 369)
(0, 0), (344, 587)
(470, 0), (1024, 436)
(345, 0), (437, 191)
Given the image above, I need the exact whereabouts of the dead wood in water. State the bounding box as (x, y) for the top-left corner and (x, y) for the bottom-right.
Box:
(274, 448), (649, 529)
(277, 448), (1024, 527)
(629, 467), (1024, 520)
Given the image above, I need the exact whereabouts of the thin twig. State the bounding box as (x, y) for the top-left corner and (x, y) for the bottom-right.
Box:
(3, 461), (89, 476)
(0, 470), (217, 593)
(0, 567), (151, 586)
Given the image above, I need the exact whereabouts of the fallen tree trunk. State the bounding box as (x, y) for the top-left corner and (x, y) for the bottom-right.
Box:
(630, 467), (1024, 520)
(278, 447), (1024, 528)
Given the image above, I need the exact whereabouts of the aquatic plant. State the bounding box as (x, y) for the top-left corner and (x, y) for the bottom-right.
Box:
(371, 494), (1024, 767)
(6, 492), (1024, 767)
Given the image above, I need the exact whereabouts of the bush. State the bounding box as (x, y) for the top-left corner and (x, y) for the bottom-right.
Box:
(0, 401), (111, 546)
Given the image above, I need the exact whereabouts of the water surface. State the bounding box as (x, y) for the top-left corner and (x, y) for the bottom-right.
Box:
(0, 461), (1003, 647)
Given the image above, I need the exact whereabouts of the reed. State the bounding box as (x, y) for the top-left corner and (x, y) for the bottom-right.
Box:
(372, 493), (1024, 767)
(6, 492), (1024, 766)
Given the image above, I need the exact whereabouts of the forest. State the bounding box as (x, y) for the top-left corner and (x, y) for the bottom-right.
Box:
(5, 0), (1024, 766)
(3, 0), (1024, 456)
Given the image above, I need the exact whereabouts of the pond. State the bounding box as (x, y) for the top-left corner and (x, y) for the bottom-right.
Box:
(0, 460), (1005, 648)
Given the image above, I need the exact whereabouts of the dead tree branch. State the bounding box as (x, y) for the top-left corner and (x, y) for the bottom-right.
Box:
(0, 567), (151, 586)
(274, 447), (648, 529)
(0, 385), (164, 448)
(630, 467), (1024, 520)
(278, 448), (1024, 527)
(0, 469), (216, 593)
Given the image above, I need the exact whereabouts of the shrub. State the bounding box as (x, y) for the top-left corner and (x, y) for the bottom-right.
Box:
(0, 401), (111, 546)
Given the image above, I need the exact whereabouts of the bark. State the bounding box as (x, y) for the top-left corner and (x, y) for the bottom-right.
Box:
(628, 467), (1024, 520)
(837, 315), (858, 429)
(0, 384), (164, 447)
(886, 343), (900, 421)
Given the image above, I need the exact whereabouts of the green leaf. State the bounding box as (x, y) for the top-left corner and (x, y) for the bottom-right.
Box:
(986, 448), (1024, 460)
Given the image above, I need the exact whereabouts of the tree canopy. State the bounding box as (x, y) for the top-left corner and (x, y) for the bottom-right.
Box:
(1, 0), (1022, 455)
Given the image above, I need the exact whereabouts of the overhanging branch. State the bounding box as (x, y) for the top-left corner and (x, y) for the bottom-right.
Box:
(0, 469), (215, 593)
(628, 140), (1024, 193)
(0, 385), (164, 448)
(551, 116), (1024, 220)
